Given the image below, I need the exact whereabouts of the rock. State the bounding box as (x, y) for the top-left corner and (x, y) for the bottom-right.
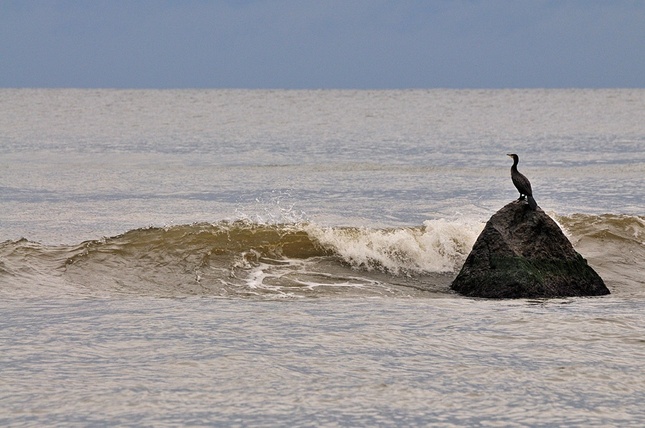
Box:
(451, 200), (609, 298)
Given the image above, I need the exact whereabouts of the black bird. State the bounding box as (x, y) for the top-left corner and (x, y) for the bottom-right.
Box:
(507, 153), (537, 210)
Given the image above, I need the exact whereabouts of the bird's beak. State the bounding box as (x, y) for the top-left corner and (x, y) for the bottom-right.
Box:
(506, 154), (512, 157)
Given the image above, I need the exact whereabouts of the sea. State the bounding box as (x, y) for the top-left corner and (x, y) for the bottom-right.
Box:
(1, 88), (644, 426)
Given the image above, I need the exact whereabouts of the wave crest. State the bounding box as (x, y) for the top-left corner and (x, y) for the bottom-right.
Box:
(308, 219), (483, 274)
(557, 214), (645, 245)
(1, 214), (643, 298)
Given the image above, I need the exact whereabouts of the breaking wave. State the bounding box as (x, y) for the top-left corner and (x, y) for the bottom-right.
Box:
(0, 214), (643, 298)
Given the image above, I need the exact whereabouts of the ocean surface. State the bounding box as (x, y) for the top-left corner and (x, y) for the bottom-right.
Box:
(1, 89), (644, 426)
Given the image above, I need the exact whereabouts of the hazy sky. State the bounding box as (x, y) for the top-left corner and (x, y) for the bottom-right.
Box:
(1, 0), (644, 89)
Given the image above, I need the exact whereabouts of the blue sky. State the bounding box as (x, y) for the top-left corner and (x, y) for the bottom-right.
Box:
(1, 0), (644, 89)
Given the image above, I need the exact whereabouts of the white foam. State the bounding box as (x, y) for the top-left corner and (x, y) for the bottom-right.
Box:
(306, 219), (484, 275)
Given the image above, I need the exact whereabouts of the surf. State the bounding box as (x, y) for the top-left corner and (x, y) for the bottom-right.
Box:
(0, 214), (642, 298)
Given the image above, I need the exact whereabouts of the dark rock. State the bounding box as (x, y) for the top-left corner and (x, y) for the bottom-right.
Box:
(451, 200), (609, 298)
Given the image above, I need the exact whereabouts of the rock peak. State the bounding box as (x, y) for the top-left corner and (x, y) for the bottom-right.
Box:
(451, 201), (609, 299)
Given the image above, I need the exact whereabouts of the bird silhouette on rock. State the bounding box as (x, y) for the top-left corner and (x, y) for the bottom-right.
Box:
(507, 153), (537, 210)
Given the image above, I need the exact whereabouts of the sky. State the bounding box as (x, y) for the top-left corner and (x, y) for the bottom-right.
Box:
(1, 0), (644, 89)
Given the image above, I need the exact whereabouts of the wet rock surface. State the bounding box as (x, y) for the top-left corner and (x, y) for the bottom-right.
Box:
(451, 200), (609, 298)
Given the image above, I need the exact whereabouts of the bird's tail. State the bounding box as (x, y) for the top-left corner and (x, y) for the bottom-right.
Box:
(527, 195), (537, 210)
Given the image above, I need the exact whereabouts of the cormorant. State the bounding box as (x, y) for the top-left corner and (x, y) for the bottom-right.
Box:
(507, 153), (537, 210)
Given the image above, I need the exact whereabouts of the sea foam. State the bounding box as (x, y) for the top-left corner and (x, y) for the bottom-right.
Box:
(307, 219), (484, 275)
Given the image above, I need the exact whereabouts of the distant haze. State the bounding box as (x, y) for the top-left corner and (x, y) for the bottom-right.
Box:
(1, 1), (644, 89)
